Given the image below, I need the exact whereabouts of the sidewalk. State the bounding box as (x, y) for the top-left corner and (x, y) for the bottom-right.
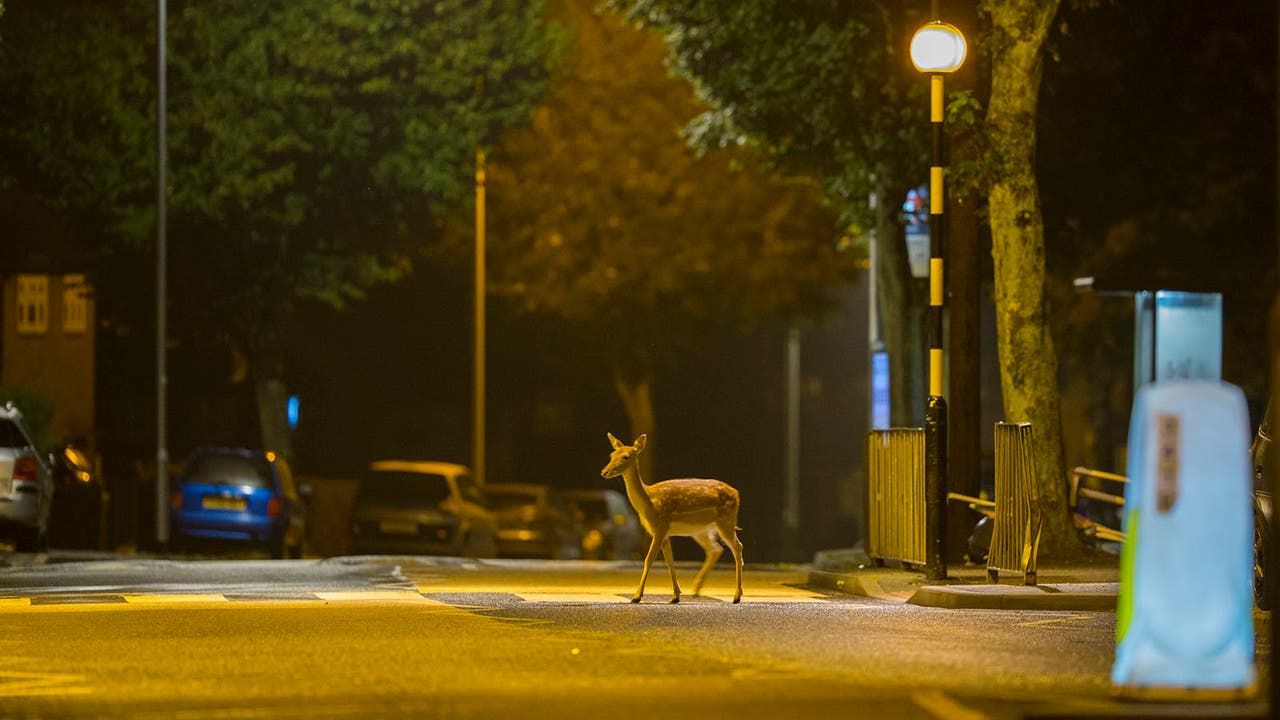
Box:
(807, 547), (1119, 611)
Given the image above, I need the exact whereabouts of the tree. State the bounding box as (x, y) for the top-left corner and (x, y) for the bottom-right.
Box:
(614, 0), (935, 427)
(0, 0), (557, 458)
(478, 0), (854, 481)
(617, 0), (1090, 552)
(981, 0), (1074, 551)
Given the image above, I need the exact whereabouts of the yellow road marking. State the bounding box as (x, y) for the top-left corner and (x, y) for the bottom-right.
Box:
(123, 594), (228, 604)
(1019, 613), (1093, 628)
(0, 598), (31, 608)
(913, 690), (990, 720)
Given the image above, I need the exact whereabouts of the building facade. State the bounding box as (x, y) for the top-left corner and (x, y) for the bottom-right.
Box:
(1, 273), (96, 445)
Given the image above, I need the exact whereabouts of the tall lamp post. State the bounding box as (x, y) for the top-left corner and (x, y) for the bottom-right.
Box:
(910, 18), (966, 581)
(155, 0), (170, 546)
(474, 149), (486, 488)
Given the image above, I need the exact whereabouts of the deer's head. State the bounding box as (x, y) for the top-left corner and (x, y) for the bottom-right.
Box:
(601, 432), (647, 478)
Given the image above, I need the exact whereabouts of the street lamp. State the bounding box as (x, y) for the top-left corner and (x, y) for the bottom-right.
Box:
(911, 18), (965, 581)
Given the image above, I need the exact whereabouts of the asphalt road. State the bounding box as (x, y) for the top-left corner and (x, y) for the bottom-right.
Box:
(0, 555), (1269, 719)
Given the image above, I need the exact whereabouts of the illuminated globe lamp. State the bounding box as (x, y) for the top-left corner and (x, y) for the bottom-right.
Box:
(910, 21), (967, 74)
(911, 19), (965, 582)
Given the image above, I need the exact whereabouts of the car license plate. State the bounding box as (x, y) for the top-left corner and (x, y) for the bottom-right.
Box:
(202, 495), (246, 511)
(379, 520), (418, 535)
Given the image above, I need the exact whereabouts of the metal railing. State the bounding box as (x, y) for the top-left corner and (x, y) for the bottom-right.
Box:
(986, 422), (1043, 585)
(865, 428), (927, 567)
(1069, 466), (1128, 543)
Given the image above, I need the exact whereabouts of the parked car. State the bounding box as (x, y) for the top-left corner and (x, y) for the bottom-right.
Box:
(0, 403), (53, 552)
(170, 447), (306, 559)
(48, 444), (108, 550)
(348, 460), (497, 557)
(562, 488), (642, 560)
(484, 483), (583, 560)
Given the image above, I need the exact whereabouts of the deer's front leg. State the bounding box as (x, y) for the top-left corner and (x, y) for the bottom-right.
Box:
(661, 537), (681, 603)
(633, 532), (664, 603)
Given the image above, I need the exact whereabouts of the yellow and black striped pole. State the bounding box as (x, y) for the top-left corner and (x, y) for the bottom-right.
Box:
(911, 18), (966, 581)
(924, 71), (949, 581)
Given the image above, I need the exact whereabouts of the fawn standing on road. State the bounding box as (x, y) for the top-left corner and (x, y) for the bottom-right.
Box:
(600, 433), (744, 603)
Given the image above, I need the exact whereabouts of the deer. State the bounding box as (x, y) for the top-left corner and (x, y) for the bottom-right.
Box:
(600, 433), (743, 604)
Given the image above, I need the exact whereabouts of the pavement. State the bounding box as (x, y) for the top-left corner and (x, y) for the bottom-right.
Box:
(807, 546), (1122, 611)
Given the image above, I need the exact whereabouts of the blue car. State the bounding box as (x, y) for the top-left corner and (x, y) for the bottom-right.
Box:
(170, 447), (305, 558)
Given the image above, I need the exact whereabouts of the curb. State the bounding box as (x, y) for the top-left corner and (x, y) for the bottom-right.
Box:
(806, 570), (913, 603)
(907, 586), (1117, 611)
(808, 570), (1119, 611)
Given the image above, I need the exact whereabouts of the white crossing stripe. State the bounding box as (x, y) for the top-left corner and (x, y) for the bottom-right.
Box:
(516, 593), (631, 603)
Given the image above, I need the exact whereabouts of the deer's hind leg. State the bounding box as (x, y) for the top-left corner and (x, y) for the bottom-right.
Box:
(689, 529), (723, 596)
(716, 516), (744, 604)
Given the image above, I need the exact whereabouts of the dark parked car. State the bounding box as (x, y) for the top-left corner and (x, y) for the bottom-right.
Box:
(0, 403), (53, 552)
(562, 488), (642, 560)
(170, 447), (306, 558)
(47, 444), (108, 550)
(485, 483), (583, 560)
(348, 461), (497, 557)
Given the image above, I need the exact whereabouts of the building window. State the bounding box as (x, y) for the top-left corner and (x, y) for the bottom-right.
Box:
(16, 274), (48, 335)
(62, 274), (88, 334)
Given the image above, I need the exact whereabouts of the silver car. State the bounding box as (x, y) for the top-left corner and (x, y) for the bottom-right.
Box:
(349, 461), (498, 557)
(0, 403), (53, 552)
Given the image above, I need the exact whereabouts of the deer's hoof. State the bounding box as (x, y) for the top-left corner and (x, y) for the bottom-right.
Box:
(733, 597), (741, 604)
(669, 596), (680, 604)
(630, 596), (642, 604)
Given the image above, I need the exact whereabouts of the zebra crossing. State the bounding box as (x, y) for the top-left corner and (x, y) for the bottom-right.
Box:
(0, 582), (839, 610)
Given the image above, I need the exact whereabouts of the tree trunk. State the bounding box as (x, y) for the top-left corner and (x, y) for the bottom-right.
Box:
(611, 363), (656, 485)
(247, 318), (295, 468)
(985, 0), (1076, 555)
(874, 183), (927, 427)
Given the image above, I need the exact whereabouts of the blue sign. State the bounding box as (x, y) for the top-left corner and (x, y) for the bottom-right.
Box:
(287, 395), (300, 430)
(871, 351), (890, 430)
(902, 185), (930, 278)
(1154, 291), (1222, 382)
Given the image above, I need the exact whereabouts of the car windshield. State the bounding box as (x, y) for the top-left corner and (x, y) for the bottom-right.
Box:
(486, 489), (540, 510)
(358, 471), (452, 507)
(184, 454), (273, 489)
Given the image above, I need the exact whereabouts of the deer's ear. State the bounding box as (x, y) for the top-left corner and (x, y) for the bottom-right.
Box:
(608, 432), (623, 450)
(633, 434), (647, 453)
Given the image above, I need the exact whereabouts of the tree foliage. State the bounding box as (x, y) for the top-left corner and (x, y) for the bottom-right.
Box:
(0, 0), (558, 455)
(613, 0), (938, 425)
(0, 0), (556, 333)
(478, 0), (853, 478)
